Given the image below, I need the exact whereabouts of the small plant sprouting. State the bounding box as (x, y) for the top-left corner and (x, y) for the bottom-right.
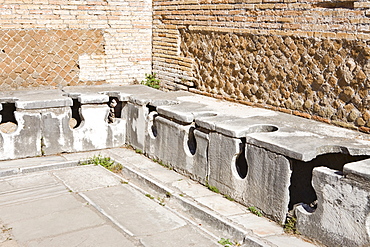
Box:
(158, 197), (166, 206)
(224, 195), (234, 201)
(205, 182), (220, 194)
(135, 149), (143, 154)
(179, 193), (184, 197)
(80, 155), (123, 172)
(165, 192), (172, 198)
(120, 180), (129, 184)
(248, 206), (263, 217)
(153, 158), (173, 170)
(284, 216), (299, 234)
(145, 194), (154, 200)
(141, 73), (160, 89)
(218, 238), (240, 247)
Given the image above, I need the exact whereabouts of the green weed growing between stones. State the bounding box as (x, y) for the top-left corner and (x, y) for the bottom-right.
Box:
(80, 155), (123, 172)
(218, 238), (240, 246)
(284, 216), (299, 234)
(205, 181), (220, 194)
(153, 158), (173, 170)
(248, 206), (263, 217)
(145, 194), (154, 199)
(224, 195), (234, 201)
(141, 73), (160, 89)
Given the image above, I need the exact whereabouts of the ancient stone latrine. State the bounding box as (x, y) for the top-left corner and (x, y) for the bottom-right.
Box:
(1, 85), (370, 246)
(153, 0), (370, 130)
(1, 0), (370, 246)
(0, 0), (152, 89)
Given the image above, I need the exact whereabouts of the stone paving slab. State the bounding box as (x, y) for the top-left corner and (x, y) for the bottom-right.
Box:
(0, 194), (82, 223)
(53, 165), (122, 192)
(0, 147), (319, 247)
(83, 185), (187, 236)
(10, 206), (105, 242)
(140, 224), (216, 247)
(195, 194), (248, 217)
(0, 157), (220, 247)
(104, 147), (318, 246)
(0, 156), (67, 171)
(27, 225), (136, 247)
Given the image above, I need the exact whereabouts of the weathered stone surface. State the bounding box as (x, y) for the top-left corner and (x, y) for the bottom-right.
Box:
(207, 132), (244, 202)
(41, 107), (73, 155)
(124, 102), (149, 151)
(296, 166), (370, 247)
(208, 132), (291, 224)
(0, 111), (42, 160)
(145, 116), (209, 183)
(53, 165), (122, 192)
(77, 94), (109, 104)
(343, 159), (370, 181)
(157, 101), (217, 124)
(193, 105), (370, 162)
(243, 144), (291, 224)
(192, 129), (209, 183)
(0, 90), (72, 110)
(71, 104), (125, 152)
(84, 185), (187, 236)
(196, 115), (279, 138)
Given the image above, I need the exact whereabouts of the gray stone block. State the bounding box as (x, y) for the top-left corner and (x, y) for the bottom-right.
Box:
(15, 98), (72, 110)
(157, 101), (217, 124)
(208, 132), (245, 200)
(124, 102), (149, 151)
(145, 116), (193, 166)
(144, 116), (209, 183)
(343, 158), (370, 181)
(0, 111), (42, 160)
(296, 166), (370, 247)
(77, 94), (109, 104)
(41, 103), (126, 155)
(0, 90), (73, 110)
(41, 107), (73, 155)
(244, 144), (291, 224)
(208, 132), (291, 224)
(70, 105), (126, 152)
(193, 129), (209, 183)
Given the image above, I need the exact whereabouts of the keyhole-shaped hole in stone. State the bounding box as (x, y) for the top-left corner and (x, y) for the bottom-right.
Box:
(235, 140), (248, 179)
(70, 99), (82, 129)
(0, 103), (18, 133)
(187, 126), (197, 155)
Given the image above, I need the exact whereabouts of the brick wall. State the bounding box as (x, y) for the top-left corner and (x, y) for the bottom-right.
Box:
(153, 0), (370, 130)
(0, 0), (152, 90)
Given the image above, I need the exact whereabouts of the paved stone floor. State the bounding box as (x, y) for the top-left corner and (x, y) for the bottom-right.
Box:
(0, 147), (318, 247)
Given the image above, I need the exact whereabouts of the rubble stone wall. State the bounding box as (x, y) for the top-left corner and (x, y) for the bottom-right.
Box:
(153, 0), (370, 130)
(0, 0), (152, 90)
